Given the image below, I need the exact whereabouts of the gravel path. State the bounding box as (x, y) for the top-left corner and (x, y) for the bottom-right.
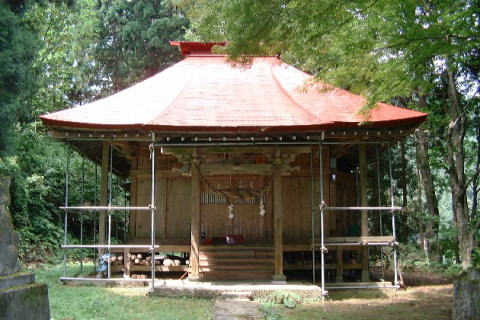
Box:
(214, 298), (264, 320)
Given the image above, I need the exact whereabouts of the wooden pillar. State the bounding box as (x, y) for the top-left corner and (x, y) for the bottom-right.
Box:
(359, 145), (369, 282)
(129, 174), (137, 239)
(99, 142), (109, 255)
(189, 163), (201, 281)
(272, 164), (286, 282)
(123, 248), (131, 278)
(129, 152), (138, 239)
(157, 175), (167, 239)
(336, 247), (343, 282)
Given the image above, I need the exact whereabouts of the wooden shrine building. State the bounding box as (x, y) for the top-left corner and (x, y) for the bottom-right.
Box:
(40, 42), (426, 291)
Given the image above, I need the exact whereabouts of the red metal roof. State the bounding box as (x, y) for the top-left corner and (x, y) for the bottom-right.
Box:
(40, 42), (426, 133)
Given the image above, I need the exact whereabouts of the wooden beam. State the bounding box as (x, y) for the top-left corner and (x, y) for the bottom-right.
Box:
(272, 164), (286, 282)
(162, 146), (312, 155)
(359, 144), (369, 282)
(130, 169), (183, 177)
(99, 142), (109, 255)
(189, 163), (201, 281)
(331, 143), (357, 158)
(199, 163), (273, 175)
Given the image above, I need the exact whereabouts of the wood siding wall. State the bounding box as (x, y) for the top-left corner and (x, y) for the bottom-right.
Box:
(129, 145), (357, 243)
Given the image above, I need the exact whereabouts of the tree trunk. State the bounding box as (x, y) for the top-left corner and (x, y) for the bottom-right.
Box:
(471, 103), (480, 230)
(445, 61), (473, 269)
(414, 128), (440, 262)
(415, 156), (429, 263)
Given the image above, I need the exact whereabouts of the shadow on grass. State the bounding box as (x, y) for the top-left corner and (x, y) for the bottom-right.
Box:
(327, 289), (390, 301)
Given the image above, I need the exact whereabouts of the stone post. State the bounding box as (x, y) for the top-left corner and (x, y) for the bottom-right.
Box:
(453, 268), (480, 320)
(0, 176), (50, 320)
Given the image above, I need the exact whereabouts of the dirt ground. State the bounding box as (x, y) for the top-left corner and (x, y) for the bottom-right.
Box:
(370, 266), (452, 286)
(267, 285), (453, 320)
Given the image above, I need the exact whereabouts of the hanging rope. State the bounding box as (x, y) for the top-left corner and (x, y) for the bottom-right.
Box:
(195, 163), (274, 203)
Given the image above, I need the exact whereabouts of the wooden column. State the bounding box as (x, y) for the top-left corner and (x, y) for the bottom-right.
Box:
(336, 247), (343, 282)
(359, 145), (369, 282)
(129, 152), (138, 239)
(98, 142), (109, 255)
(272, 164), (286, 282)
(129, 174), (137, 239)
(189, 163), (201, 281)
(157, 175), (167, 239)
(123, 248), (131, 279)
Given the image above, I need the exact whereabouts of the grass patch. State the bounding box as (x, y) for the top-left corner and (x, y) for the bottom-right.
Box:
(31, 263), (214, 320)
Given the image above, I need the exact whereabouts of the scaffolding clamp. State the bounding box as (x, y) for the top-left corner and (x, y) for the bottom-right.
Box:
(319, 201), (327, 210)
(148, 143), (154, 159)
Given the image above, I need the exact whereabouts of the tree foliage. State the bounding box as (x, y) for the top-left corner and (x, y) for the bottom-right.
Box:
(185, 0), (480, 269)
(0, 0), (188, 263)
(93, 0), (189, 91)
(0, 2), (38, 152)
(186, 0), (478, 102)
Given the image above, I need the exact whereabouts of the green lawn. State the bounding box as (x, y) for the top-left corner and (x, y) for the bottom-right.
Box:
(33, 263), (214, 320)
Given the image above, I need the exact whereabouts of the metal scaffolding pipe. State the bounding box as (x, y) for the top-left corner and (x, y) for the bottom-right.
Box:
(63, 147), (70, 277)
(376, 146), (386, 281)
(319, 142), (326, 301)
(388, 145), (399, 286)
(93, 164), (98, 269)
(310, 145), (315, 286)
(80, 158), (85, 274)
(59, 206), (150, 211)
(322, 206), (402, 211)
(313, 242), (396, 247)
(326, 285), (399, 290)
(61, 244), (158, 249)
(320, 206), (326, 300)
(150, 133), (157, 291)
(108, 213), (112, 279)
(107, 145), (113, 279)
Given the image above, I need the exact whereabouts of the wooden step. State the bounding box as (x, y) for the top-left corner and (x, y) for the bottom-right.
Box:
(198, 246), (274, 280)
